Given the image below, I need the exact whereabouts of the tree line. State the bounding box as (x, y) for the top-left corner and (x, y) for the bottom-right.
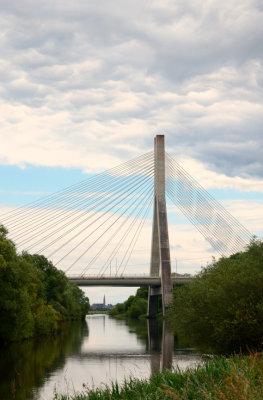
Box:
(0, 225), (89, 343)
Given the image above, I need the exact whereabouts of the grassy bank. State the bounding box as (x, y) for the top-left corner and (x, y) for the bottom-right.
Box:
(54, 353), (263, 400)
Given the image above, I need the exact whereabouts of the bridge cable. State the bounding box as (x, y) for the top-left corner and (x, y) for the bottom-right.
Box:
(93, 185), (154, 277)
(46, 167), (154, 261)
(79, 184), (154, 277)
(166, 152), (252, 241)
(117, 197), (154, 276)
(14, 162), (154, 250)
(165, 153), (253, 255)
(165, 160), (249, 253)
(0, 151), (154, 221)
(3, 152), (154, 234)
(84, 187), (153, 276)
(166, 165), (248, 254)
(61, 173), (154, 271)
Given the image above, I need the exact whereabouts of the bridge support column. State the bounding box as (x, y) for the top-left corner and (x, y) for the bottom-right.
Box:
(148, 135), (173, 318)
(148, 288), (159, 317)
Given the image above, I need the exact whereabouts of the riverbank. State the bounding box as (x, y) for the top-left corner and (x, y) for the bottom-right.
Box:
(54, 353), (263, 400)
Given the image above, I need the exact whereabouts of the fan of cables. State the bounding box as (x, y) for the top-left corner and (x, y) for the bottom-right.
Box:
(1, 151), (154, 277)
(165, 152), (253, 255)
(1, 150), (253, 277)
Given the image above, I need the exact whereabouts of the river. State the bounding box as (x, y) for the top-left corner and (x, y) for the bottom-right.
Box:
(0, 315), (201, 400)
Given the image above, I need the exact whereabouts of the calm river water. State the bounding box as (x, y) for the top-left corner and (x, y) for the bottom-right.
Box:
(0, 315), (201, 400)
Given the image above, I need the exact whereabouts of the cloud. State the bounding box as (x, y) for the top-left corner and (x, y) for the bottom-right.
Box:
(170, 156), (263, 193)
(221, 199), (263, 235)
(0, 0), (262, 181)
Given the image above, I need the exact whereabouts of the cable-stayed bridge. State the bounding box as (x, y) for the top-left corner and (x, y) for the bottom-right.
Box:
(0, 135), (252, 316)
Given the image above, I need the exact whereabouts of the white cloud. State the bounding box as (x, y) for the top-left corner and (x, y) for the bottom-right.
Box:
(221, 199), (263, 236)
(170, 156), (263, 193)
(0, 0), (262, 178)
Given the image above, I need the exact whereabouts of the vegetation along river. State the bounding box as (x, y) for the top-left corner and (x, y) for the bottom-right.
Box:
(0, 314), (201, 400)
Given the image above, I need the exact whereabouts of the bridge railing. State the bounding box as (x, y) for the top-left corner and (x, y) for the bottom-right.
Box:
(66, 273), (193, 279)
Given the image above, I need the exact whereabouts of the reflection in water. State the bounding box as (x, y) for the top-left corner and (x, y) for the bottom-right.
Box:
(161, 321), (174, 371)
(148, 319), (161, 375)
(0, 321), (88, 400)
(0, 315), (200, 400)
(148, 319), (174, 374)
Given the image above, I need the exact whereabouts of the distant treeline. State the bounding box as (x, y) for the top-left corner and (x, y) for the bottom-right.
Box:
(0, 225), (89, 343)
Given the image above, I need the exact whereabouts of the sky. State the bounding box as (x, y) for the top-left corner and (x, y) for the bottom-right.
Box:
(0, 0), (263, 304)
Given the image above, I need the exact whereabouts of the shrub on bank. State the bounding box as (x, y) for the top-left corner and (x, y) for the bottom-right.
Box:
(109, 287), (148, 319)
(168, 239), (263, 353)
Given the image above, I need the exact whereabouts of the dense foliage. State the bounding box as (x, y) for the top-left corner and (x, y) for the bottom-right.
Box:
(109, 287), (148, 318)
(168, 239), (263, 352)
(56, 354), (263, 400)
(0, 225), (89, 342)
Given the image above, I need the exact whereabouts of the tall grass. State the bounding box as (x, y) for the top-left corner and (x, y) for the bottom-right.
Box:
(54, 353), (263, 400)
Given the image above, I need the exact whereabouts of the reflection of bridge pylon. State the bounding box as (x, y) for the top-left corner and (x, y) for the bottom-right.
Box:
(148, 135), (173, 317)
(148, 319), (174, 373)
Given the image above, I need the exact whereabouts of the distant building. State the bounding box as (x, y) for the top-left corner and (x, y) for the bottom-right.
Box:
(90, 294), (114, 311)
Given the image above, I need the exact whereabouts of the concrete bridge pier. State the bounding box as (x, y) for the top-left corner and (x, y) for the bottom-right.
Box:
(148, 287), (159, 317)
(148, 135), (173, 318)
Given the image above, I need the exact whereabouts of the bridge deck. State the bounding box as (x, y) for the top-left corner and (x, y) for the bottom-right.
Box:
(68, 275), (192, 287)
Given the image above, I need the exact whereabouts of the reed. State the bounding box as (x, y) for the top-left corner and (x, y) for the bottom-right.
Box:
(54, 353), (263, 400)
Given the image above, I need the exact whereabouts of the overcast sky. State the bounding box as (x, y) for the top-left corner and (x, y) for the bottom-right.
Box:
(0, 0), (263, 303)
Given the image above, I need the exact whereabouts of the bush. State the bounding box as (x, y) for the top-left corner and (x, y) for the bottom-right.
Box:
(110, 287), (148, 319)
(127, 298), (147, 318)
(34, 301), (59, 335)
(168, 239), (263, 353)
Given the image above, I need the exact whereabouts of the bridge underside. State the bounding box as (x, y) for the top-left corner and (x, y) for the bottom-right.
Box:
(68, 276), (192, 287)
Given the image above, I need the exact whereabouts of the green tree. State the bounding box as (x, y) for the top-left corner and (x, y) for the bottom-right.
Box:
(0, 226), (89, 342)
(168, 239), (263, 352)
(110, 287), (149, 318)
(127, 298), (148, 318)
(22, 252), (89, 321)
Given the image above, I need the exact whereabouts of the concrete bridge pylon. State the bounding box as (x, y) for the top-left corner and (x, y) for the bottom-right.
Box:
(148, 135), (173, 318)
